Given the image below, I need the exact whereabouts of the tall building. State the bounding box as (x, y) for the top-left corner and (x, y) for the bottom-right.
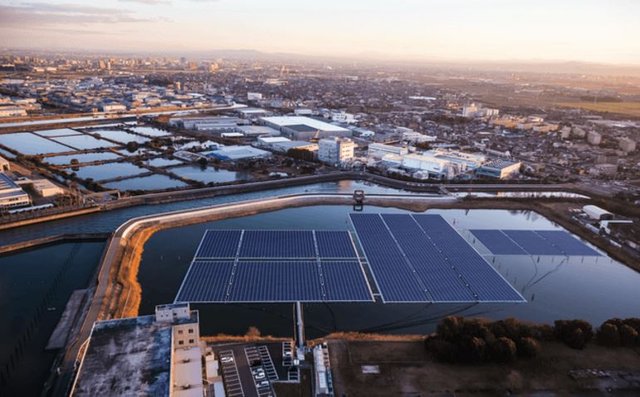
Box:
(318, 137), (355, 165)
(71, 303), (204, 397)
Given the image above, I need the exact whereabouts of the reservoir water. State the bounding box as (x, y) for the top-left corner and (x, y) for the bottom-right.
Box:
(137, 206), (640, 339)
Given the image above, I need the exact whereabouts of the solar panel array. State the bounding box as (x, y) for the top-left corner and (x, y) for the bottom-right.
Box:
(176, 230), (373, 303)
(350, 213), (525, 303)
(470, 229), (601, 256)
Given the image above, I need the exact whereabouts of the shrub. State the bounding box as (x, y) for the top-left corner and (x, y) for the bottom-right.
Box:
(596, 323), (620, 347)
(490, 337), (517, 363)
(619, 325), (639, 346)
(554, 320), (593, 349)
(517, 337), (541, 358)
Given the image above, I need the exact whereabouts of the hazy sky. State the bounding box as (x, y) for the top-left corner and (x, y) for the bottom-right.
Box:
(1, 0), (639, 64)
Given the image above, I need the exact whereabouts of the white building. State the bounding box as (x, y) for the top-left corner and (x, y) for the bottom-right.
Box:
(0, 172), (31, 209)
(318, 137), (355, 165)
(367, 143), (409, 160)
(402, 131), (437, 144)
(583, 205), (614, 221)
(462, 103), (499, 118)
(619, 137), (636, 153)
(587, 131), (602, 146)
(247, 92), (263, 101)
(476, 160), (521, 179)
(260, 116), (351, 141)
(401, 153), (454, 179)
(99, 103), (127, 113)
(31, 179), (65, 197)
(329, 111), (356, 124)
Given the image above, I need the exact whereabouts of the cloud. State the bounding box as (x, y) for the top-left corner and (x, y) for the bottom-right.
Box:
(0, 2), (152, 26)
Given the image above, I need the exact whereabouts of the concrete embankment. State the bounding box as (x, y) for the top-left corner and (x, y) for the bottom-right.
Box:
(46, 289), (88, 350)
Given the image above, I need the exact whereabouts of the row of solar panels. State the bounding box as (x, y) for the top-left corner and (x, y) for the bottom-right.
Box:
(349, 214), (525, 303)
(195, 230), (358, 259)
(176, 260), (373, 303)
(471, 229), (601, 256)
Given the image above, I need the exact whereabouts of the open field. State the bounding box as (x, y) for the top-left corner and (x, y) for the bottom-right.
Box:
(330, 340), (640, 396)
(557, 101), (640, 118)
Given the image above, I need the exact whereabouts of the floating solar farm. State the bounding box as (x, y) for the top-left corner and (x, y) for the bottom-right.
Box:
(349, 214), (525, 303)
(470, 229), (601, 256)
(175, 230), (374, 303)
(175, 214), (535, 305)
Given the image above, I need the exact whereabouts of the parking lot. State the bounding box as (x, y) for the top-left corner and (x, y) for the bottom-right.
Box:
(213, 342), (294, 397)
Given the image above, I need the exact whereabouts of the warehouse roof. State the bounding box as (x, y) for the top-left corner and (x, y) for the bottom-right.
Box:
(261, 116), (349, 132)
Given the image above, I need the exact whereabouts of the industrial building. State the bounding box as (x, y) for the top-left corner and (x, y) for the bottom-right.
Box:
(236, 124), (280, 137)
(170, 116), (248, 132)
(260, 116), (351, 141)
(0, 172), (31, 209)
(318, 137), (355, 165)
(583, 205), (614, 221)
(367, 143), (409, 160)
(475, 159), (522, 179)
(71, 303), (208, 397)
(29, 178), (65, 197)
(401, 153), (455, 179)
(205, 145), (271, 161)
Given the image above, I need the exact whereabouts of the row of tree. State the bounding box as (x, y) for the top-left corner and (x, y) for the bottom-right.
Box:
(427, 317), (640, 364)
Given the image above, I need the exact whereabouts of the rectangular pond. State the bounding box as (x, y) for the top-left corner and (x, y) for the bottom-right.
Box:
(129, 126), (171, 137)
(44, 152), (123, 165)
(66, 162), (149, 181)
(51, 134), (120, 150)
(103, 174), (190, 191)
(0, 132), (74, 155)
(87, 129), (151, 144)
(33, 128), (81, 137)
(169, 165), (251, 184)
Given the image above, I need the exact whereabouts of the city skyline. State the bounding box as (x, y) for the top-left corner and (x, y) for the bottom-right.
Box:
(1, 0), (639, 65)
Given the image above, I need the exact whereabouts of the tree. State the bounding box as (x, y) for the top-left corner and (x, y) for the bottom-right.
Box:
(126, 141), (140, 153)
(491, 337), (517, 363)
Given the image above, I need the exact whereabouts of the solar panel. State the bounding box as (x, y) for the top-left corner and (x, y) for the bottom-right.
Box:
(176, 229), (374, 303)
(195, 230), (242, 258)
(350, 213), (525, 303)
(381, 214), (476, 302)
(411, 215), (524, 302)
(502, 230), (564, 256)
(320, 261), (372, 301)
(315, 231), (358, 258)
(534, 230), (600, 256)
(239, 230), (316, 258)
(470, 230), (527, 255)
(175, 261), (234, 302)
(349, 214), (428, 303)
(229, 261), (324, 302)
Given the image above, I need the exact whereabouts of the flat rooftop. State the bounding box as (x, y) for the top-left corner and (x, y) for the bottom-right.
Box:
(261, 116), (350, 132)
(71, 315), (172, 397)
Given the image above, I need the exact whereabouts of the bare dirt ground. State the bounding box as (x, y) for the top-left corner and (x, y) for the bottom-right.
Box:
(329, 340), (640, 396)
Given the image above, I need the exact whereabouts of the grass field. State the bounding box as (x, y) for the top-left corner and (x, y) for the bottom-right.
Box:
(557, 101), (640, 118)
